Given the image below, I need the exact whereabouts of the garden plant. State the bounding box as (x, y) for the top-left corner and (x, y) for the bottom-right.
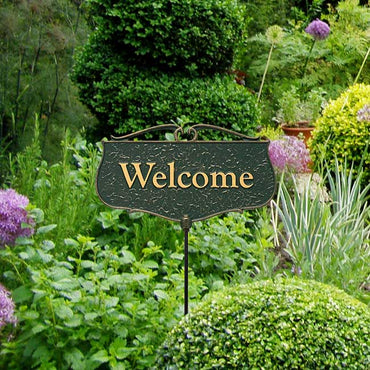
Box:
(0, 0), (369, 369)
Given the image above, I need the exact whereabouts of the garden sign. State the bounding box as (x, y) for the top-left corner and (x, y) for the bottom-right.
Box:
(96, 124), (276, 314)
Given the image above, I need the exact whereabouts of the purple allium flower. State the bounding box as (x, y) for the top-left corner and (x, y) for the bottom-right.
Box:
(269, 136), (311, 173)
(0, 284), (16, 329)
(0, 189), (34, 247)
(357, 104), (370, 122)
(305, 19), (330, 41)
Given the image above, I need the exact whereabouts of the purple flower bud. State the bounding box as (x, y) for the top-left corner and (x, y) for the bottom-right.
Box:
(0, 284), (16, 329)
(0, 189), (34, 247)
(305, 19), (330, 41)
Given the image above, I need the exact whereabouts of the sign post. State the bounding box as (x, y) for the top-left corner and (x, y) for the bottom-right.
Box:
(96, 124), (275, 314)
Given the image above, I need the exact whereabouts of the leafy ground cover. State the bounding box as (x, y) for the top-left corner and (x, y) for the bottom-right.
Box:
(0, 0), (369, 368)
(0, 119), (369, 368)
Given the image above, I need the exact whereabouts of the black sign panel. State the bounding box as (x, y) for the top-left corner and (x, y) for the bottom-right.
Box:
(96, 138), (275, 222)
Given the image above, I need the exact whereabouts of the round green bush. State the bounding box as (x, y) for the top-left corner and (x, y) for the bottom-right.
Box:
(156, 279), (370, 369)
(310, 84), (370, 184)
(86, 0), (245, 75)
(73, 33), (260, 139)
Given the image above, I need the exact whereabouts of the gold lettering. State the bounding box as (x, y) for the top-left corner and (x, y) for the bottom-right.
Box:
(153, 171), (167, 189)
(240, 172), (254, 188)
(193, 172), (209, 189)
(168, 162), (176, 188)
(178, 172), (191, 188)
(119, 162), (156, 188)
(210, 172), (238, 188)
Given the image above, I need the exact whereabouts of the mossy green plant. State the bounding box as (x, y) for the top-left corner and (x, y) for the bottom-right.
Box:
(310, 83), (370, 183)
(156, 279), (370, 369)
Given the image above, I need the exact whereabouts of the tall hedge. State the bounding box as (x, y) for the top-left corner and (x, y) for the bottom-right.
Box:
(73, 0), (260, 139)
(156, 279), (370, 369)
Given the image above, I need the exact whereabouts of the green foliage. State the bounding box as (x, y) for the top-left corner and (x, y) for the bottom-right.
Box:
(238, 0), (370, 124)
(0, 233), (205, 369)
(156, 279), (370, 369)
(272, 162), (370, 303)
(189, 211), (278, 287)
(73, 39), (260, 138)
(85, 0), (245, 75)
(7, 123), (101, 248)
(310, 83), (370, 184)
(276, 86), (327, 125)
(73, 0), (260, 139)
(0, 0), (95, 161)
(240, 0), (295, 35)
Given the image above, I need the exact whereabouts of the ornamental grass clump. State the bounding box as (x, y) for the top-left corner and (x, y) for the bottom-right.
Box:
(0, 189), (34, 247)
(156, 279), (370, 369)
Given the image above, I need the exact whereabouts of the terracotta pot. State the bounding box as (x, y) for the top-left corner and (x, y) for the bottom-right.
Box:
(281, 121), (314, 147)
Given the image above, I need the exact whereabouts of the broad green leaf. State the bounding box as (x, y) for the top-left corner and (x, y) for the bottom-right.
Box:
(64, 314), (82, 328)
(55, 304), (74, 320)
(90, 350), (110, 364)
(51, 278), (80, 291)
(64, 238), (79, 248)
(64, 348), (84, 369)
(31, 323), (47, 335)
(22, 310), (40, 320)
(154, 290), (169, 300)
(60, 290), (82, 302)
(142, 260), (159, 269)
(12, 285), (32, 303)
(105, 297), (119, 308)
(120, 250), (136, 264)
(41, 240), (55, 251)
(37, 224), (57, 234)
(170, 252), (183, 260)
(109, 338), (134, 360)
(81, 260), (96, 269)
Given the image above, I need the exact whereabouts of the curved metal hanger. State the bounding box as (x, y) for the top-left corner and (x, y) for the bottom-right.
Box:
(110, 123), (264, 142)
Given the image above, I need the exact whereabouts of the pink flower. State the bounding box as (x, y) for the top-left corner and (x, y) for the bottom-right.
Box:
(0, 189), (34, 247)
(269, 136), (311, 173)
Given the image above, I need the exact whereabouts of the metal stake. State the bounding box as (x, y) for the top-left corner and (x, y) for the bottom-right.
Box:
(181, 215), (192, 315)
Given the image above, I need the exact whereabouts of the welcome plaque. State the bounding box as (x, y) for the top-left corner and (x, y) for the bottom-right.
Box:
(96, 124), (275, 222)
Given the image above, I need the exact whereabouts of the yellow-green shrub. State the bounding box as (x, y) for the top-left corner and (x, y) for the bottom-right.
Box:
(310, 84), (370, 183)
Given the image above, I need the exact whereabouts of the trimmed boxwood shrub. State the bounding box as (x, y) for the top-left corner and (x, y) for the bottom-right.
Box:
(73, 0), (258, 140)
(73, 33), (260, 139)
(155, 279), (370, 369)
(310, 84), (370, 184)
(86, 0), (245, 75)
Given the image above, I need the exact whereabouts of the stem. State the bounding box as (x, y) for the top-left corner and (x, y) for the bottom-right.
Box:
(353, 46), (370, 85)
(301, 39), (316, 79)
(43, 54), (60, 144)
(257, 43), (274, 103)
(341, 46), (370, 111)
